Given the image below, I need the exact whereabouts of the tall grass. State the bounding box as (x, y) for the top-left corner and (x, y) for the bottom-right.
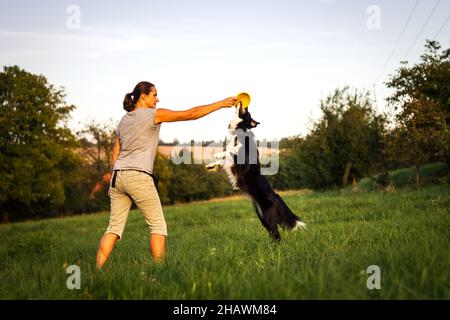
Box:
(0, 185), (449, 299)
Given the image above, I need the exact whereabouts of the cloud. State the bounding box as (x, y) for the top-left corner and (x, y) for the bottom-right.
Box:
(0, 27), (188, 61)
(0, 21), (356, 67)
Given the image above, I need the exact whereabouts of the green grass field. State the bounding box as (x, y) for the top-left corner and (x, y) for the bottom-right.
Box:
(0, 185), (449, 300)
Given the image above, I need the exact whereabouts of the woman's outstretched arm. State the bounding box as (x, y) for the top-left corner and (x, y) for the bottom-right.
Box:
(155, 97), (236, 125)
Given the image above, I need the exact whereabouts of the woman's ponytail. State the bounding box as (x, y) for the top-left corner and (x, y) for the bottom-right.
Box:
(123, 81), (154, 112)
(123, 92), (135, 112)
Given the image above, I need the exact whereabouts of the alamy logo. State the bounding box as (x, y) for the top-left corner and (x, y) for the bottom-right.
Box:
(366, 265), (381, 290)
(366, 5), (381, 30)
(66, 265), (81, 290)
(170, 130), (280, 175)
(66, 5), (81, 30)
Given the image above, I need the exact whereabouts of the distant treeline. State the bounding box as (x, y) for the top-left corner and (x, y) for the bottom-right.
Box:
(0, 40), (449, 223)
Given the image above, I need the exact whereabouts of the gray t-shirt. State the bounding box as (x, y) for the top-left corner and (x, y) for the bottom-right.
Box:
(113, 108), (161, 174)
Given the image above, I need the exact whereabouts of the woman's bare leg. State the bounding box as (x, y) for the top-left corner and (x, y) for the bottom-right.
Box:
(150, 234), (166, 263)
(96, 233), (119, 269)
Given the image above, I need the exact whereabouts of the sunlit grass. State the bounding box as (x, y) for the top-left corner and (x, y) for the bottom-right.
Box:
(0, 185), (449, 299)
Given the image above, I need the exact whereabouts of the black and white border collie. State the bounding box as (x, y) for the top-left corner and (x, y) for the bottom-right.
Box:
(206, 104), (306, 241)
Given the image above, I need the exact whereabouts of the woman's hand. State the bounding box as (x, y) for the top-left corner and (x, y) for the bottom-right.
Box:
(215, 97), (238, 108)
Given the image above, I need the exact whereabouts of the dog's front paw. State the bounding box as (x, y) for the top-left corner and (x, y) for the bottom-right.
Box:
(206, 159), (225, 171)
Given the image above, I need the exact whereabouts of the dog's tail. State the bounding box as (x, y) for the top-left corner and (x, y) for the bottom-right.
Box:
(292, 220), (307, 231)
(272, 193), (307, 231)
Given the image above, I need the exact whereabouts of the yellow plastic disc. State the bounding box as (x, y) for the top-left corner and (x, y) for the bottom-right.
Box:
(235, 92), (251, 109)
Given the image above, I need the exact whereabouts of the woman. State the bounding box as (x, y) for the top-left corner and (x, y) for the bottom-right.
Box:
(96, 81), (237, 268)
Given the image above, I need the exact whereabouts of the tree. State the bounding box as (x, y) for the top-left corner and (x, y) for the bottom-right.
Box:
(386, 40), (450, 185)
(76, 121), (118, 212)
(276, 87), (386, 189)
(77, 120), (116, 172)
(268, 136), (305, 190)
(313, 87), (386, 187)
(152, 152), (172, 204)
(166, 150), (232, 204)
(0, 66), (77, 222)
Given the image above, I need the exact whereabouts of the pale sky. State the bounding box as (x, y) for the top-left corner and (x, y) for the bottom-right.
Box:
(1, 0), (449, 143)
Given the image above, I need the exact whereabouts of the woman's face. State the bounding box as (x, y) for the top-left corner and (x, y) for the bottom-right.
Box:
(141, 87), (159, 108)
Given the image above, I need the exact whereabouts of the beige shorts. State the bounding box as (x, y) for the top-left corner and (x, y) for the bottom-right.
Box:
(105, 170), (167, 239)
